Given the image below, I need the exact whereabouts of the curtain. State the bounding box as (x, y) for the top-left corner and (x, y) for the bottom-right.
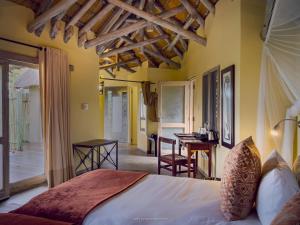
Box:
(141, 81), (151, 105)
(148, 92), (159, 122)
(142, 81), (158, 122)
(256, 0), (300, 166)
(39, 47), (74, 187)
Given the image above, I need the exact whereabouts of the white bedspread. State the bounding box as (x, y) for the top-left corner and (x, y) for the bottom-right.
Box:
(83, 175), (261, 225)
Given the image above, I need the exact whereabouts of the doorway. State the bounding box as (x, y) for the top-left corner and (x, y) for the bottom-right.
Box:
(104, 87), (130, 143)
(158, 81), (191, 150)
(0, 51), (44, 200)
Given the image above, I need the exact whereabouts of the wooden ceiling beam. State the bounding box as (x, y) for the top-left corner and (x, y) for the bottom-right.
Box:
(103, 5), (186, 50)
(154, 25), (183, 59)
(144, 32), (161, 53)
(152, 1), (189, 54)
(79, 4), (115, 36)
(64, 25), (74, 43)
(64, 0), (96, 43)
(122, 37), (180, 69)
(85, 6), (186, 48)
(78, 33), (87, 47)
(104, 68), (116, 78)
(167, 16), (194, 51)
(96, 12), (131, 54)
(179, 38), (188, 51)
(27, 0), (77, 33)
(97, 8), (124, 35)
(201, 0), (215, 14)
(121, 65), (136, 73)
(66, 0), (96, 30)
(106, 0), (206, 46)
(99, 58), (139, 70)
(34, 0), (53, 36)
(125, 18), (139, 23)
(141, 48), (158, 68)
(97, 0), (133, 36)
(100, 35), (167, 58)
(146, 2), (183, 59)
(50, 11), (66, 39)
(179, 0), (205, 27)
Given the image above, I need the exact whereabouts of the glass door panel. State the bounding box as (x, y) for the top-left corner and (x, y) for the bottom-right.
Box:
(161, 86), (185, 123)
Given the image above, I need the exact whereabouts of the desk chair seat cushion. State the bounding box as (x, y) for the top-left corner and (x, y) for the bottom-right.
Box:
(161, 154), (195, 163)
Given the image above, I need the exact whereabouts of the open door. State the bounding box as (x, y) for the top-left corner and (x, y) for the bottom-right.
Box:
(158, 81), (191, 147)
(0, 60), (9, 200)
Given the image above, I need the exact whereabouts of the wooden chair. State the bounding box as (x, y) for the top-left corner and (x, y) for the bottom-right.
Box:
(158, 136), (197, 177)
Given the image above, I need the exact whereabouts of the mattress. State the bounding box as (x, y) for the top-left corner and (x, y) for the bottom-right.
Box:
(83, 174), (261, 225)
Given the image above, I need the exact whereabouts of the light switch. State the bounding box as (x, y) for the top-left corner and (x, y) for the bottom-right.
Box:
(81, 103), (89, 111)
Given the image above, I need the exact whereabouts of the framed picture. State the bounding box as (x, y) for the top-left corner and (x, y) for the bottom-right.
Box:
(221, 65), (235, 149)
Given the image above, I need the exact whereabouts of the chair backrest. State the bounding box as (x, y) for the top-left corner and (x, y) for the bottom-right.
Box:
(158, 136), (176, 156)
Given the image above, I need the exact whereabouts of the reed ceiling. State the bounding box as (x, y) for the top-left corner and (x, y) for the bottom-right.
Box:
(9, 0), (218, 75)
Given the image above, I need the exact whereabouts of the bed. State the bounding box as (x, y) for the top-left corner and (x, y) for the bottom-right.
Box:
(10, 170), (261, 225)
(83, 174), (261, 225)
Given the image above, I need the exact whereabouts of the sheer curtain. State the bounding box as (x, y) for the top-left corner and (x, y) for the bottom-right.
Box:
(256, 0), (300, 166)
(39, 47), (74, 187)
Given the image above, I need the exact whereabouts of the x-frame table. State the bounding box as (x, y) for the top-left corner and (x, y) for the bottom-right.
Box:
(73, 139), (118, 175)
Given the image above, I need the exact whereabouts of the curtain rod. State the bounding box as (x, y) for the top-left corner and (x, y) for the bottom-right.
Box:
(0, 37), (43, 50)
(100, 77), (155, 84)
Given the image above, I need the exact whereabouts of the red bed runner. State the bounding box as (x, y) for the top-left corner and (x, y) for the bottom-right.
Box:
(12, 169), (148, 225)
(0, 213), (73, 225)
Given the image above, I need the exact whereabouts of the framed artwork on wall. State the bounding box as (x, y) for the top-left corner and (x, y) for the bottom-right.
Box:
(221, 65), (235, 149)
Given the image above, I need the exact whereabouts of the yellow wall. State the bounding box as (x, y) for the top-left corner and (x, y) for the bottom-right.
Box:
(181, 0), (241, 177)
(0, 0), (101, 144)
(99, 62), (185, 151)
(180, 0), (265, 177)
(240, 0), (265, 144)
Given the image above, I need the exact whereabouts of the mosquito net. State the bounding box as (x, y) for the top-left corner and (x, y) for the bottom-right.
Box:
(256, 0), (300, 165)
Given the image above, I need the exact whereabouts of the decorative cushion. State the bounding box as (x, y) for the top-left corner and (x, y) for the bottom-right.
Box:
(220, 136), (261, 221)
(270, 192), (300, 225)
(293, 155), (300, 187)
(256, 150), (300, 225)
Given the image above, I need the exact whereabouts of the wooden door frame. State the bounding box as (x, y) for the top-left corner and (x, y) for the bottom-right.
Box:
(0, 59), (9, 200)
(0, 50), (38, 65)
(126, 87), (132, 144)
(189, 79), (196, 133)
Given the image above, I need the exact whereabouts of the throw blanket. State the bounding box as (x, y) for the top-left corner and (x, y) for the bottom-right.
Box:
(0, 213), (73, 225)
(12, 169), (148, 225)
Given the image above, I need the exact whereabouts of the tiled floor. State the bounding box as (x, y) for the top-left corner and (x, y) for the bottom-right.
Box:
(0, 144), (202, 212)
(9, 143), (44, 183)
(0, 185), (47, 213)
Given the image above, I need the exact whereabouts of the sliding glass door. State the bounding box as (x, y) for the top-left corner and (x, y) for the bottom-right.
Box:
(0, 50), (44, 196)
(0, 61), (9, 200)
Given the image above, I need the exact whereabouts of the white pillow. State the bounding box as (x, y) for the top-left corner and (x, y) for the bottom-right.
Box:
(256, 150), (300, 225)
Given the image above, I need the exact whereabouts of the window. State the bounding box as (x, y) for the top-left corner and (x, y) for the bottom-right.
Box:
(202, 66), (220, 132)
(140, 91), (147, 132)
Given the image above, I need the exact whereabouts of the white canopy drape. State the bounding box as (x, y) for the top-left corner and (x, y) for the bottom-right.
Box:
(256, 0), (300, 165)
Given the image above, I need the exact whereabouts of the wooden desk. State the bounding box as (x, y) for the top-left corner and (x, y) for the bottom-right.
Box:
(175, 134), (218, 178)
(73, 139), (118, 175)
